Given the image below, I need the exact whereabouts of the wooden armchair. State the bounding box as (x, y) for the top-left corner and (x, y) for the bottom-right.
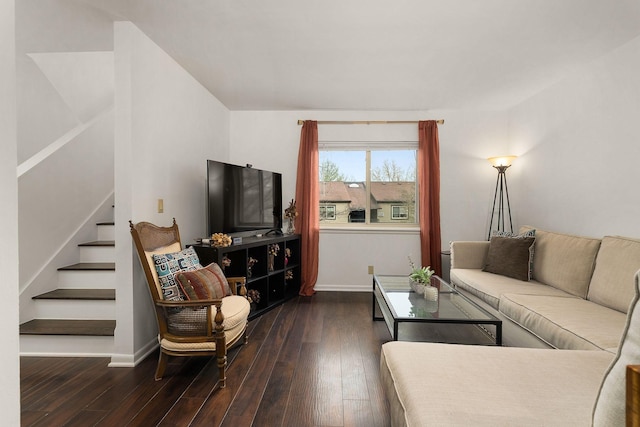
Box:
(130, 219), (249, 386)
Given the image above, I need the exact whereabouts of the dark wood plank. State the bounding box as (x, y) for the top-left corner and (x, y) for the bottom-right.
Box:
(32, 288), (115, 300)
(221, 296), (300, 426)
(127, 357), (210, 426)
(84, 354), (157, 411)
(253, 298), (306, 426)
(284, 294), (344, 427)
(93, 360), (197, 427)
(20, 357), (71, 397)
(21, 357), (101, 410)
(78, 240), (115, 246)
(157, 397), (205, 426)
(189, 306), (284, 426)
(20, 319), (116, 336)
(60, 409), (108, 427)
(344, 399), (376, 427)
(57, 262), (115, 271)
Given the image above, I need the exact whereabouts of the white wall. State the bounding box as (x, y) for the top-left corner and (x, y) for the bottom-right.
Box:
(112, 22), (231, 365)
(1, 0), (21, 423)
(16, 0), (116, 319)
(508, 35), (640, 239)
(231, 110), (508, 290)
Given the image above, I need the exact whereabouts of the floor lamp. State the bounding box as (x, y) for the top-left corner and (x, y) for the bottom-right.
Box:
(487, 156), (517, 240)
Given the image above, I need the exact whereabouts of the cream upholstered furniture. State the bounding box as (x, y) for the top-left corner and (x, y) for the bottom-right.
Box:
(130, 219), (250, 386)
(380, 270), (640, 426)
(450, 227), (640, 350)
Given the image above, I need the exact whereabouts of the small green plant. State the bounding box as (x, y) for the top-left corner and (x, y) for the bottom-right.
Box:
(408, 256), (434, 284)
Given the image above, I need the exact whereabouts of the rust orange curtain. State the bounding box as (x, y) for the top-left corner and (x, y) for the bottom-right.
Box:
(417, 121), (442, 276)
(294, 121), (319, 296)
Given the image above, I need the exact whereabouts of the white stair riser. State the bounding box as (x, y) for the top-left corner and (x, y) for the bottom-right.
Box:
(58, 270), (115, 288)
(80, 245), (115, 263)
(33, 300), (115, 320)
(20, 335), (114, 357)
(97, 224), (114, 241)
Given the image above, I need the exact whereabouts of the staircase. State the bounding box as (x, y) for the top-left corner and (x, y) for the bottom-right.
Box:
(19, 221), (116, 357)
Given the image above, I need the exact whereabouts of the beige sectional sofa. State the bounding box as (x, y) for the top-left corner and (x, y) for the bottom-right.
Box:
(380, 227), (640, 426)
(449, 227), (640, 350)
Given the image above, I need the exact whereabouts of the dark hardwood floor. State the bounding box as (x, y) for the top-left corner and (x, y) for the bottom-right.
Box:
(21, 292), (392, 426)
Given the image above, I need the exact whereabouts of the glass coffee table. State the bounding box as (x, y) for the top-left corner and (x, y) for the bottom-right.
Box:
(373, 274), (502, 345)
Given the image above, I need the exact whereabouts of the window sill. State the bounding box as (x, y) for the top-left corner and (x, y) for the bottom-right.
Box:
(320, 225), (420, 235)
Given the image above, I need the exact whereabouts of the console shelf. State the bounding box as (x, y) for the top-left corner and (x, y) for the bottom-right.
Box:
(192, 234), (301, 320)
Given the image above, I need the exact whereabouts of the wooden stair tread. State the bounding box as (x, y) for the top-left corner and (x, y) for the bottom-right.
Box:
(58, 262), (115, 271)
(20, 319), (116, 336)
(33, 289), (115, 300)
(78, 240), (115, 247)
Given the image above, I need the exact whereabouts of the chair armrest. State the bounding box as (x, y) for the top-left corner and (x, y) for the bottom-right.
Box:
(226, 276), (247, 297)
(155, 299), (222, 308)
(450, 241), (490, 269)
(156, 298), (224, 339)
(628, 365), (640, 426)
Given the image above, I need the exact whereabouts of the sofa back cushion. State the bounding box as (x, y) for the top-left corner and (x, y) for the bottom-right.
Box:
(587, 236), (640, 314)
(520, 226), (600, 298)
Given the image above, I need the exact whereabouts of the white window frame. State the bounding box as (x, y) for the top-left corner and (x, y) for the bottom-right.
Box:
(320, 204), (336, 220)
(391, 205), (409, 220)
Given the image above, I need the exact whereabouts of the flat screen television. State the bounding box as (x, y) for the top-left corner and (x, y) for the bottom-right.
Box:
(206, 160), (283, 236)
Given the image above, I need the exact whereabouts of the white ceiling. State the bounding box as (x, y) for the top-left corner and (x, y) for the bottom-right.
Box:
(80, 0), (640, 111)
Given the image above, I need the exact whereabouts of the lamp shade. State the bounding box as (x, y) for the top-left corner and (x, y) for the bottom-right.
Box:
(487, 155), (517, 168)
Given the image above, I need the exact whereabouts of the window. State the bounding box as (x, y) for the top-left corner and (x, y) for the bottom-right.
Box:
(319, 204), (336, 220)
(319, 147), (417, 226)
(391, 205), (409, 220)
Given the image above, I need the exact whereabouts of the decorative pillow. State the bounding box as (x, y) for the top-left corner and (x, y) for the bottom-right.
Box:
(152, 247), (203, 301)
(483, 236), (536, 281)
(490, 229), (536, 278)
(491, 229), (536, 239)
(175, 262), (232, 300)
(592, 271), (640, 426)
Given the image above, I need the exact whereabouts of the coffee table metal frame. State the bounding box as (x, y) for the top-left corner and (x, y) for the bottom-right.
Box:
(372, 274), (502, 345)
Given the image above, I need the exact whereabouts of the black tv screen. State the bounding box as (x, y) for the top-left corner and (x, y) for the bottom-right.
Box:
(207, 160), (282, 236)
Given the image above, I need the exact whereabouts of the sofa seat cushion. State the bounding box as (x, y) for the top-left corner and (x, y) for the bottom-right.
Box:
(499, 293), (627, 352)
(163, 295), (250, 351)
(380, 341), (614, 427)
(451, 268), (572, 310)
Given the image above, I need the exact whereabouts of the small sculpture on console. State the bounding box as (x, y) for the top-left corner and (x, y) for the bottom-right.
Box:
(284, 199), (298, 234)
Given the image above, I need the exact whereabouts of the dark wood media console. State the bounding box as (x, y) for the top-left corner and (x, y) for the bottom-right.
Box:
(192, 234), (301, 319)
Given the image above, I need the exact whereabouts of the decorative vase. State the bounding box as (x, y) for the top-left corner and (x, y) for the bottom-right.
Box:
(286, 218), (295, 234)
(410, 280), (425, 294)
(423, 285), (438, 301)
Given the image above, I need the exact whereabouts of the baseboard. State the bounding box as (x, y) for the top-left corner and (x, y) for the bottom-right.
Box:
(313, 283), (371, 292)
(108, 338), (158, 367)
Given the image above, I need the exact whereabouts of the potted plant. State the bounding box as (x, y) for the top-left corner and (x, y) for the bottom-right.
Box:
(408, 256), (436, 300)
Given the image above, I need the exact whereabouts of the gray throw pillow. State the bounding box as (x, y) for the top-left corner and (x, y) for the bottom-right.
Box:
(483, 236), (535, 281)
